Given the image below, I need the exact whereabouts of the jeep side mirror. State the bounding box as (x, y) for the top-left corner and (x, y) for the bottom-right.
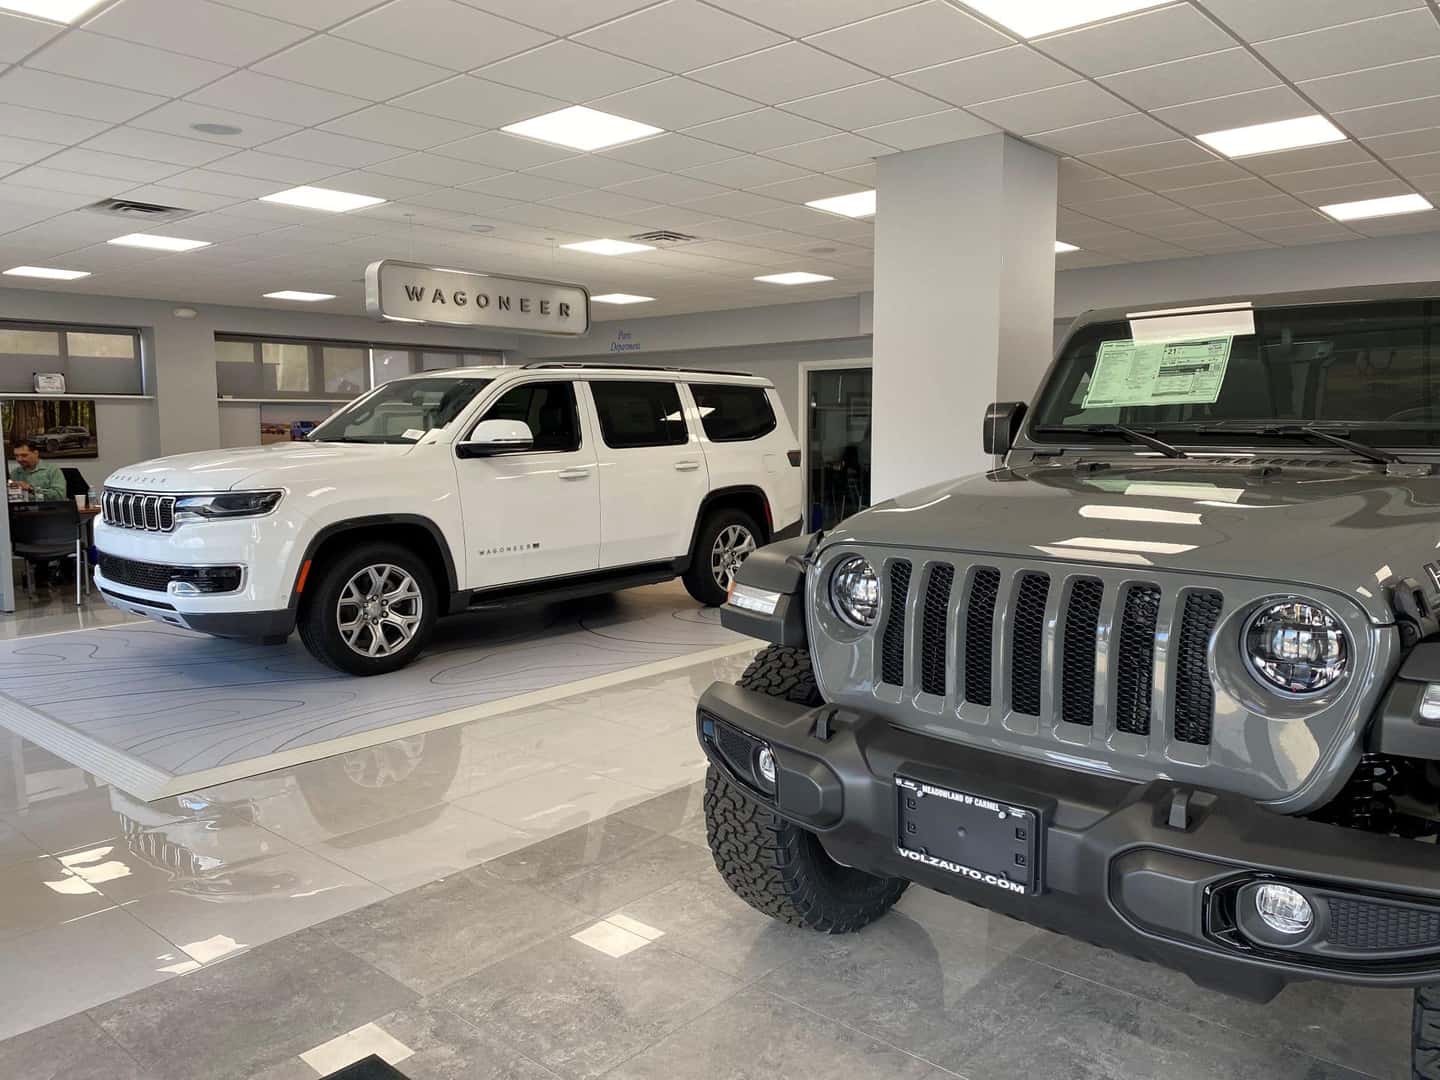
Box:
(983, 401), (1027, 456)
(458, 418), (534, 458)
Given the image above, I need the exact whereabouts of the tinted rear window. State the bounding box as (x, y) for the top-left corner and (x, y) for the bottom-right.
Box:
(690, 383), (776, 442)
(590, 381), (689, 448)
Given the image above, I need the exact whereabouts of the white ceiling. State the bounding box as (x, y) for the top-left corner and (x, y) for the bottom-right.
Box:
(1, 0), (1440, 320)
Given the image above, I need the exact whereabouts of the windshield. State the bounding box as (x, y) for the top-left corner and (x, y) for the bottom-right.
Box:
(309, 377), (492, 444)
(1032, 299), (1440, 448)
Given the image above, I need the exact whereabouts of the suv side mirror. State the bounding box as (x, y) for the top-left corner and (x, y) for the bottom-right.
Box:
(983, 401), (1027, 456)
(458, 418), (534, 458)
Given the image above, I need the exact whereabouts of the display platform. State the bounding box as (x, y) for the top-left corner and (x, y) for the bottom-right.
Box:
(0, 585), (751, 801)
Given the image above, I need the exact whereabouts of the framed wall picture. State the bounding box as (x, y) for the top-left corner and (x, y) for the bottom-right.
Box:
(2, 398), (99, 459)
(259, 403), (338, 445)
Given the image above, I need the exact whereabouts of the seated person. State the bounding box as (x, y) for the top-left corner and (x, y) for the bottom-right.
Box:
(8, 436), (67, 500)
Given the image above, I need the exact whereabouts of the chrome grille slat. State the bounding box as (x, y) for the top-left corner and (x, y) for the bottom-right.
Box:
(101, 489), (177, 533)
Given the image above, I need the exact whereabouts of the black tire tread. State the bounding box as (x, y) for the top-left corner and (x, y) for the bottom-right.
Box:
(682, 507), (760, 607)
(1414, 985), (1440, 1079)
(296, 541), (436, 676)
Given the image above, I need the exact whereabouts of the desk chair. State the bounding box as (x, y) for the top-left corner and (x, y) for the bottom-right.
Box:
(10, 501), (86, 606)
(62, 467), (88, 499)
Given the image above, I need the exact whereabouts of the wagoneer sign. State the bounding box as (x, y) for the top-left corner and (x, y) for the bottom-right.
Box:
(365, 259), (590, 336)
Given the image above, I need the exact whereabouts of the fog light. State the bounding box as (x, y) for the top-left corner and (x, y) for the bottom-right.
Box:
(168, 580), (200, 597)
(756, 746), (776, 785)
(1256, 884), (1313, 935)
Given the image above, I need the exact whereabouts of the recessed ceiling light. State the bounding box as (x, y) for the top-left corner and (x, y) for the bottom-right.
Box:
(190, 122), (243, 136)
(1197, 115), (1345, 159)
(755, 272), (835, 285)
(0, 0), (105, 23)
(561, 238), (655, 256)
(592, 293), (656, 305)
(503, 106), (663, 152)
(1055, 241), (1080, 253)
(4, 265), (90, 280)
(264, 290), (336, 302)
(1320, 193), (1433, 221)
(259, 186), (386, 213)
(959, 0), (1167, 37)
(107, 233), (211, 252)
(806, 190), (876, 218)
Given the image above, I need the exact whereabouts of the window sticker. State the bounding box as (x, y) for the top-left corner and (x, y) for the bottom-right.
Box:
(1082, 337), (1232, 409)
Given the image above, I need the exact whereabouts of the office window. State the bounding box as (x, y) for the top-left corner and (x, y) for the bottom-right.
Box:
(216, 335), (505, 400)
(590, 381), (689, 449)
(262, 342), (310, 393)
(689, 384), (776, 442)
(372, 349), (413, 386)
(0, 321), (142, 395)
(67, 331), (139, 395)
(322, 347), (366, 394)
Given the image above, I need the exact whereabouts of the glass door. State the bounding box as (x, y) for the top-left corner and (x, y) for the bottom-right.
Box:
(805, 366), (872, 531)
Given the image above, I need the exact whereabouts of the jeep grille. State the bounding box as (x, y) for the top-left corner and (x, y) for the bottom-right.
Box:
(102, 489), (176, 532)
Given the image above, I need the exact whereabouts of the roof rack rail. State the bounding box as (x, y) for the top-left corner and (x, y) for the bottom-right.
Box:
(519, 361), (756, 377)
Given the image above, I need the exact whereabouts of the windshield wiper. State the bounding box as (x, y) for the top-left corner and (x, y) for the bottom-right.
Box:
(1035, 424), (1188, 458)
(1183, 422), (1399, 465)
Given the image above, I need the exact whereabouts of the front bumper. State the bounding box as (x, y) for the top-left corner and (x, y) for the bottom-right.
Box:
(697, 681), (1440, 1002)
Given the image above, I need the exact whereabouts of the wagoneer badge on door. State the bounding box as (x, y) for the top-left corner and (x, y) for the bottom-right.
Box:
(365, 259), (590, 336)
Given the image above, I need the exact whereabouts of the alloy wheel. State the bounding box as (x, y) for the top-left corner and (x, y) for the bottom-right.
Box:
(336, 563), (423, 659)
(710, 524), (757, 591)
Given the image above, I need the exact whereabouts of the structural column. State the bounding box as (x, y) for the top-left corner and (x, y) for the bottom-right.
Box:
(870, 133), (1058, 501)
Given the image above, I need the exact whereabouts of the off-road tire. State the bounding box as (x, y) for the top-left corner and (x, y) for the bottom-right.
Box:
(683, 507), (761, 607)
(1414, 985), (1440, 1078)
(703, 645), (908, 932)
(297, 541), (437, 676)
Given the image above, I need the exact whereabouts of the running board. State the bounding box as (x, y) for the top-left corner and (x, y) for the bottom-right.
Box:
(464, 559), (685, 611)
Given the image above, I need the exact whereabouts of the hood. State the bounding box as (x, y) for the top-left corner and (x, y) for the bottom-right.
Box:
(105, 442), (416, 493)
(828, 459), (1440, 624)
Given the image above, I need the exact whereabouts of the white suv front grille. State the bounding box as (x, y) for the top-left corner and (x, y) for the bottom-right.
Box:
(102, 489), (176, 532)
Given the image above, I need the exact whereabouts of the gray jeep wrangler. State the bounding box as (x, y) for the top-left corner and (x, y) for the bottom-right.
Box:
(695, 282), (1440, 1077)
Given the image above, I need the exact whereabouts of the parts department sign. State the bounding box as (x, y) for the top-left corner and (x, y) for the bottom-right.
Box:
(365, 260), (590, 337)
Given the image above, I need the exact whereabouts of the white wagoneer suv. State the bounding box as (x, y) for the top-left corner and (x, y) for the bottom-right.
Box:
(94, 364), (802, 674)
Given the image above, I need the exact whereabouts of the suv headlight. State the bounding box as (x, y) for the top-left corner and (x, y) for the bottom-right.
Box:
(1243, 600), (1348, 695)
(174, 491), (283, 522)
(830, 555), (880, 628)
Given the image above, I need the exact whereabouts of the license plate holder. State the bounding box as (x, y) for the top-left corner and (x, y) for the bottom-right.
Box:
(895, 775), (1042, 895)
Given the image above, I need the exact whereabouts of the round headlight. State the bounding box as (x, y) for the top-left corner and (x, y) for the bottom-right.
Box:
(1244, 600), (1348, 695)
(830, 556), (880, 628)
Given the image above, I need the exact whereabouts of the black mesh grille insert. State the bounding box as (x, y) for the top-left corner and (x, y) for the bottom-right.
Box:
(1114, 585), (1161, 736)
(1009, 573), (1049, 717)
(880, 561), (912, 686)
(964, 568), (1001, 706)
(97, 553), (242, 594)
(1060, 578), (1103, 726)
(919, 565), (954, 697)
(1327, 897), (1440, 950)
(1174, 590), (1223, 745)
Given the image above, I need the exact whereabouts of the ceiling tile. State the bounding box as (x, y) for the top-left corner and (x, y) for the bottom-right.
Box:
(0, 134), (63, 167)
(1387, 151), (1440, 181)
(188, 71), (371, 126)
(87, 0), (309, 67)
(392, 75), (565, 126)
(1253, 9), (1440, 82)
(1196, 0), (1422, 43)
(683, 154), (810, 188)
(897, 45), (1074, 107)
(1301, 57), (1440, 114)
(0, 69), (165, 123)
(260, 130), (404, 168)
(1035, 4), (1233, 77)
(602, 132), (738, 170)
(683, 189), (789, 218)
(592, 77), (755, 129)
(1348, 207), (1440, 236)
(683, 109), (838, 153)
(40, 148), (180, 184)
(1168, 177), (1282, 206)
(1266, 161), (1396, 193)
(526, 154), (656, 187)
(1291, 178), (1415, 206)
(325, 170), (440, 199)
(690, 44), (871, 105)
(334, 0), (550, 71)
(82, 127), (235, 167)
(1243, 222), (1357, 244)
(1101, 49), (1277, 111)
(434, 130), (577, 169)
(805, 1), (1012, 77)
(320, 106), (480, 152)
(608, 172), (730, 204)
(1029, 112), (1173, 155)
(212, 0), (384, 29)
(0, 102), (109, 145)
(748, 174), (861, 204)
(576, 0), (784, 74)
(764, 131), (889, 170)
(254, 35), (451, 100)
(26, 30), (232, 98)
(1081, 139), (1218, 173)
(542, 188), (658, 217)
(968, 81), (1131, 134)
(406, 187), (520, 215)
(1337, 95), (1440, 138)
(0, 12), (60, 63)
(127, 102), (299, 150)
(1364, 127), (1440, 157)
(156, 169), (282, 198)
(699, 0), (917, 37)
(1127, 160), (1250, 190)
(461, 0), (659, 35)
(1152, 85), (1313, 136)
(859, 108), (997, 150)
(111, 184), (242, 214)
(465, 171), (587, 201)
(207, 150), (343, 184)
(3, 165), (128, 197)
(1236, 140), (1372, 175)
(781, 80), (940, 128)
(478, 40), (665, 102)
(1194, 193), (1307, 218)
(366, 152), (501, 185)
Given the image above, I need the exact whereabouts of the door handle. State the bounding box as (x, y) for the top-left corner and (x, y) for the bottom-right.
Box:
(674, 460), (701, 472)
(557, 468), (590, 480)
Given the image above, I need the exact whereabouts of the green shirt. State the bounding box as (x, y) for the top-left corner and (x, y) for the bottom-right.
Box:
(8, 460), (66, 501)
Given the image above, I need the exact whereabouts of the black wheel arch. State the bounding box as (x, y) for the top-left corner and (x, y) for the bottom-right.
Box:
(687, 485), (773, 565)
(293, 514), (463, 623)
